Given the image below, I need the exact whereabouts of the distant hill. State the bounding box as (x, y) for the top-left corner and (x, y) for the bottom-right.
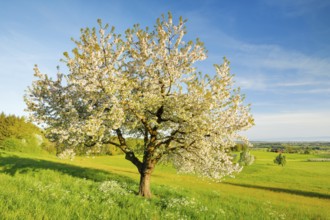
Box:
(251, 136), (330, 142)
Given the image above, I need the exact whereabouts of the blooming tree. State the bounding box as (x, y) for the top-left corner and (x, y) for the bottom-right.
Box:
(25, 13), (254, 198)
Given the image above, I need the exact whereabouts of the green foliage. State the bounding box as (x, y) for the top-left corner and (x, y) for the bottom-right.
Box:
(0, 138), (23, 151)
(230, 143), (248, 152)
(126, 138), (144, 154)
(0, 112), (54, 154)
(303, 147), (311, 154)
(41, 140), (57, 154)
(106, 145), (124, 155)
(282, 145), (315, 154)
(284, 145), (295, 153)
(0, 136), (45, 154)
(0, 112), (39, 141)
(253, 142), (330, 154)
(274, 153), (286, 166)
(238, 150), (255, 166)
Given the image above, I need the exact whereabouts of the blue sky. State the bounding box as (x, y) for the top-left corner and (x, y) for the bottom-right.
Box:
(1, 0), (329, 141)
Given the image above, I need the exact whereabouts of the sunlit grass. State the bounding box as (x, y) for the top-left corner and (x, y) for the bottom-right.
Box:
(0, 150), (329, 219)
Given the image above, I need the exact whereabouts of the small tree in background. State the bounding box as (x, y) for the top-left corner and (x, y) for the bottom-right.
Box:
(238, 150), (255, 166)
(25, 12), (254, 198)
(274, 153), (286, 166)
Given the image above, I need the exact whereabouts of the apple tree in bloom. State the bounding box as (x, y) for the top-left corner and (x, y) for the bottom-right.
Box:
(25, 13), (254, 198)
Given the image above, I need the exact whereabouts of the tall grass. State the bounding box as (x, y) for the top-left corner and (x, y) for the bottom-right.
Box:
(0, 150), (329, 219)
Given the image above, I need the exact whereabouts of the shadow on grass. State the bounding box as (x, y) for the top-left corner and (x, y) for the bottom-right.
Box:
(0, 154), (137, 186)
(223, 182), (330, 200)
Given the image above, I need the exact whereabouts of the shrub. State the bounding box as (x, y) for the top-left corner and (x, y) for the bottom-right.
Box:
(0, 112), (55, 154)
(0, 137), (23, 152)
(238, 150), (255, 166)
(274, 153), (286, 166)
(57, 149), (76, 160)
(0, 136), (45, 153)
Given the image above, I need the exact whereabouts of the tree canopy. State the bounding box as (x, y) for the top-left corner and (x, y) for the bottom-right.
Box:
(25, 12), (254, 197)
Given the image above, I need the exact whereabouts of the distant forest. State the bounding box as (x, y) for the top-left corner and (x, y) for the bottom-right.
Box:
(252, 141), (330, 154)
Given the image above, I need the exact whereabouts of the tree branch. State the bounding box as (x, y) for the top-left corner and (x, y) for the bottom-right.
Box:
(143, 126), (149, 149)
(126, 105), (155, 135)
(164, 140), (196, 155)
(115, 128), (143, 173)
(106, 140), (120, 147)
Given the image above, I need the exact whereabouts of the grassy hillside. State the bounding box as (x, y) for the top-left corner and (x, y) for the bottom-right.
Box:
(0, 113), (55, 154)
(0, 149), (329, 219)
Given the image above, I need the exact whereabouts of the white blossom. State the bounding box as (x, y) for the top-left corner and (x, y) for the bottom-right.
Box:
(57, 149), (76, 161)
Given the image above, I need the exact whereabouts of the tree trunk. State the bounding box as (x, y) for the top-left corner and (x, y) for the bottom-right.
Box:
(138, 172), (152, 198)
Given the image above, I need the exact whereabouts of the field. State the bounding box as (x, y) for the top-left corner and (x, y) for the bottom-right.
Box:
(0, 149), (329, 220)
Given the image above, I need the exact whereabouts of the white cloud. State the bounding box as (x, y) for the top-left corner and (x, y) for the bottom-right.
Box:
(213, 36), (330, 95)
(230, 43), (330, 79)
(235, 75), (267, 91)
(245, 111), (330, 141)
(185, 12), (330, 83)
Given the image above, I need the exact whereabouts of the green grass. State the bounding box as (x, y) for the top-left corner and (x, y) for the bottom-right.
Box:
(0, 150), (329, 219)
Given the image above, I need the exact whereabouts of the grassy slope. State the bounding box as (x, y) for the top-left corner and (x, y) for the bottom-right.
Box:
(0, 150), (329, 219)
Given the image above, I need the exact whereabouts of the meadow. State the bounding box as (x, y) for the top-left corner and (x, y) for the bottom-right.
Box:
(0, 149), (329, 220)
